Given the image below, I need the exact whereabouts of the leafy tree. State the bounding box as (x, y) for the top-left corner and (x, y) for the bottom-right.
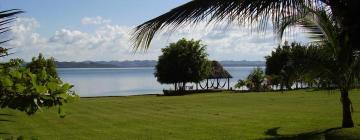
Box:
(234, 79), (246, 90)
(245, 67), (266, 91)
(26, 53), (58, 78)
(266, 42), (308, 90)
(155, 38), (210, 92)
(0, 9), (78, 117)
(0, 55), (78, 117)
(265, 43), (291, 90)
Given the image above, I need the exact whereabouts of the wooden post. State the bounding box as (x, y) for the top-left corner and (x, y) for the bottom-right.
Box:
(196, 83), (198, 90)
(227, 78), (230, 90)
(206, 79), (209, 90)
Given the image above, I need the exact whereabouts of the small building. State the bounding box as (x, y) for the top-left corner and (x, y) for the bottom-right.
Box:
(197, 61), (233, 90)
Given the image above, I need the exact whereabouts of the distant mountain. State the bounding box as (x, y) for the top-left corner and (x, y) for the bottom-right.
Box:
(56, 60), (265, 68)
(56, 62), (117, 68)
(97, 60), (157, 67)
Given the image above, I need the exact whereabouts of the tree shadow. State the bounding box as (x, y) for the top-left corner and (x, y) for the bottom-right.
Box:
(0, 113), (14, 136)
(0, 119), (14, 122)
(0, 113), (14, 116)
(0, 132), (9, 135)
(0, 114), (14, 122)
(260, 127), (342, 140)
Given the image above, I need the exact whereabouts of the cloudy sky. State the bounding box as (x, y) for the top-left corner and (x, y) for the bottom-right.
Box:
(0, 0), (309, 62)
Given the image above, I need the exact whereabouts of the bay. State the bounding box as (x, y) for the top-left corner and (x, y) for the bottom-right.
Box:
(58, 67), (261, 97)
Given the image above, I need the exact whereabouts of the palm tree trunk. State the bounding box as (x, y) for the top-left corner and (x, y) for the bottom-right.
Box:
(340, 89), (354, 128)
(182, 82), (186, 91)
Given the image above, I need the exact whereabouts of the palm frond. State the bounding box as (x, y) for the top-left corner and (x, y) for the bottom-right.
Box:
(275, 7), (338, 51)
(0, 9), (24, 37)
(132, 0), (323, 50)
(0, 9), (23, 18)
(0, 9), (24, 56)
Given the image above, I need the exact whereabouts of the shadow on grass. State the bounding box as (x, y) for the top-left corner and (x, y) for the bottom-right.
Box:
(0, 132), (9, 135)
(0, 113), (14, 116)
(0, 129), (10, 136)
(0, 114), (14, 122)
(261, 127), (342, 140)
(0, 114), (15, 136)
(0, 119), (14, 122)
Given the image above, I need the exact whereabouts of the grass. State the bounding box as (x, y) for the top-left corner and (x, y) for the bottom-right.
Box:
(1, 89), (360, 140)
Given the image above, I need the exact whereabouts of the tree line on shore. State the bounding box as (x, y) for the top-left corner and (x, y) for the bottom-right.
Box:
(236, 41), (360, 92)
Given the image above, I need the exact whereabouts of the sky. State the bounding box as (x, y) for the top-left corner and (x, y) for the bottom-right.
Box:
(0, 0), (309, 62)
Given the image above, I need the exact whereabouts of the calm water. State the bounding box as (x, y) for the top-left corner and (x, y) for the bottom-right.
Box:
(58, 67), (260, 97)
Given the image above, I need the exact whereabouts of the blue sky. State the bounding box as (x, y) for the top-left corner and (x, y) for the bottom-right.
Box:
(0, 0), (308, 61)
(1, 0), (189, 36)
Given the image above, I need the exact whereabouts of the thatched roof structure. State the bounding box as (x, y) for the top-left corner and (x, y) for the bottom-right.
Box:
(207, 61), (232, 79)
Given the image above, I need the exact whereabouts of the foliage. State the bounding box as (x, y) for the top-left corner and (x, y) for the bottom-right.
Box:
(132, 0), (359, 52)
(26, 53), (58, 78)
(0, 9), (24, 57)
(155, 38), (210, 91)
(0, 9), (77, 117)
(234, 79), (246, 90)
(245, 67), (267, 91)
(0, 55), (78, 117)
(265, 42), (310, 90)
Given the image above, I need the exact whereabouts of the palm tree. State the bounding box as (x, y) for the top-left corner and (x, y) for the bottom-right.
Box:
(275, 7), (360, 128)
(132, 0), (359, 128)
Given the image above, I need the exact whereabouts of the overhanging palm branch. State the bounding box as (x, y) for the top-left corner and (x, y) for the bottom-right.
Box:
(276, 7), (360, 90)
(133, 0), (324, 50)
(275, 7), (338, 49)
(0, 9), (24, 57)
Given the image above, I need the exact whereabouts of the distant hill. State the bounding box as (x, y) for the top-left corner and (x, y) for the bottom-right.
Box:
(56, 60), (264, 68)
(96, 60), (157, 67)
(56, 62), (117, 68)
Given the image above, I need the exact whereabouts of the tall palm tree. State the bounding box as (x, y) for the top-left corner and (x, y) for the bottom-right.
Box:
(132, 0), (359, 128)
(276, 7), (360, 128)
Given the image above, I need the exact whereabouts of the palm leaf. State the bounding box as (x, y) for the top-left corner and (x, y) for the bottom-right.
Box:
(275, 7), (338, 52)
(132, 0), (323, 50)
(0, 9), (24, 56)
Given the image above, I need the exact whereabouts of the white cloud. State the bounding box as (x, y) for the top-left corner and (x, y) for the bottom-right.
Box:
(4, 17), (309, 62)
(81, 16), (111, 25)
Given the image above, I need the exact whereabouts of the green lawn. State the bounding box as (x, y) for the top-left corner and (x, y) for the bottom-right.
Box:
(1, 90), (360, 140)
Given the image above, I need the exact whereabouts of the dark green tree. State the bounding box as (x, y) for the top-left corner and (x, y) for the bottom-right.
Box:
(266, 44), (291, 90)
(234, 79), (246, 90)
(155, 38), (210, 92)
(245, 67), (266, 91)
(26, 53), (58, 78)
